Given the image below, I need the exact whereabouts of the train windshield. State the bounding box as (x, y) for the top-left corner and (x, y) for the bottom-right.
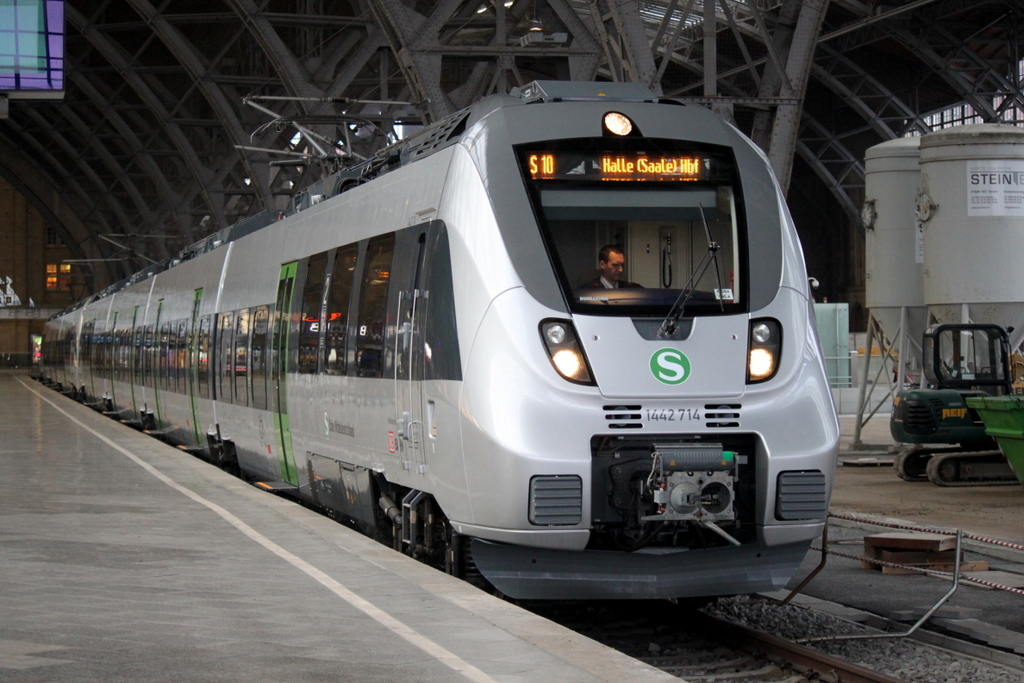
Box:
(519, 140), (745, 316)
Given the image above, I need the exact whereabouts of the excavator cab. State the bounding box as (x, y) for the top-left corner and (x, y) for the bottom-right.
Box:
(891, 324), (1019, 485)
(922, 324), (1011, 394)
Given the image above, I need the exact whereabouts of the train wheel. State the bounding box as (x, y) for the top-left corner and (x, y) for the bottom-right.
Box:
(894, 450), (930, 481)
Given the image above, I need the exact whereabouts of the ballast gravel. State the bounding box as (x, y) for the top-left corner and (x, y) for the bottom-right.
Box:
(705, 596), (1023, 683)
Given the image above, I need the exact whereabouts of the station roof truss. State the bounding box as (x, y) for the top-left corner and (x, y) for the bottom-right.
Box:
(1, 0), (1021, 288)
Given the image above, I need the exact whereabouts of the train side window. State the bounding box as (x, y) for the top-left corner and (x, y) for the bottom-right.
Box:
(176, 322), (187, 393)
(94, 326), (103, 380)
(423, 224), (463, 381)
(324, 244), (358, 375)
(81, 321), (93, 377)
(251, 306), (270, 409)
(298, 251), (329, 374)
(95, 327), (104, 380)
(124, 330), (133, 381)
(234, 309), (250, 407)
(160, 323), (170, 391)
(117, 330), (126, 381)
(355, 234), (395, 378)
(167, 324), (176, 392)
(143, 325), (155, 389)
(133, 326), (145, 386)
(112, 330), (120, 382)
(107, 327), (115, 381)
(198, 315), (211, 399)
(218, 313), (234, 403)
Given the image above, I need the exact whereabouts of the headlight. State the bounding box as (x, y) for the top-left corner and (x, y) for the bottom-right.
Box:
(747, 318), (781, 383)
(748, 348), (775, 379)
(603, 111), (634, 136)
(545, 323), (567, 345)
(551, 349), (583, 378)
(540, 319), (595, 385)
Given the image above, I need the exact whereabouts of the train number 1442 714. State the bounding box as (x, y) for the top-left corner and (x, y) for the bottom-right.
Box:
(645, 408), (701, 422)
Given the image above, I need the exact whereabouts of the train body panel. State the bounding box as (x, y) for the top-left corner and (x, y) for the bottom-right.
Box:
(42, 82), (837, 600)
(574, 315), (749, 399)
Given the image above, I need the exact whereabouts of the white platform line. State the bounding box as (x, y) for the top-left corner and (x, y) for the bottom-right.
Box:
(22, 379), (500, 683)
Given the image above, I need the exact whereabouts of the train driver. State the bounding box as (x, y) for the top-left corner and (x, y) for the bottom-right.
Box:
(583, 245), (643, 289)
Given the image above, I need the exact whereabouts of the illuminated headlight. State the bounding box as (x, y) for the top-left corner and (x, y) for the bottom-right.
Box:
(552, 349), (583, 378)
(749, 348), (775, 379)
(747, 318), (781, 383)
(540, 319), (595, 385)
(603, 111), (634, 136)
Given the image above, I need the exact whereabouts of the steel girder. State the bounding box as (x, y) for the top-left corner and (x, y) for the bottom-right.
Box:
(3, 0), (1023, 297)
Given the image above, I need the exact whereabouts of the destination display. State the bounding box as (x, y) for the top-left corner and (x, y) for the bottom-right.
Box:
(524, 151), (717, 182)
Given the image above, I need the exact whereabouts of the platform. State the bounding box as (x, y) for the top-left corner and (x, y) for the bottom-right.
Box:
(0, 371), (675, 682)
(6, 370), (1024, 681)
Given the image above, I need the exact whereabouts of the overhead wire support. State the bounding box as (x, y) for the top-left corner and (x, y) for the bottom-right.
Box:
(243, 95), (415, 107)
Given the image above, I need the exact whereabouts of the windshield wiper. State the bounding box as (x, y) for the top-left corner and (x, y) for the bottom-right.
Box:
(658, 204), (726, 338)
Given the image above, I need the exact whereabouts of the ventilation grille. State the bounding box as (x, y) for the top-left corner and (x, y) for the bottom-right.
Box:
(705, 404), (741, 428)
(775, 471), (827, 520)
(529, 475), (583, 526)
(604, 405), (643, 429)
(903, 400), (937, 435)
(405, 110), (471, 161)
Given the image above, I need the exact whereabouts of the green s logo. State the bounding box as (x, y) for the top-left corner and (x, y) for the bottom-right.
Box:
(650, 348), (691, 385)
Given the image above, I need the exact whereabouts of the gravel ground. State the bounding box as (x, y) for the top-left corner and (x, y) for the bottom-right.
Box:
(706, 596), (1024, 683)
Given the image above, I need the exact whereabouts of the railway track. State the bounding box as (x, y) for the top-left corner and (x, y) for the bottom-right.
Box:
(521, 599), (905, 682)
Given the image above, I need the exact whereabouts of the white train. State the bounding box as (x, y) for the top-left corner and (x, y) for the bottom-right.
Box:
(42, 81), (838, 600)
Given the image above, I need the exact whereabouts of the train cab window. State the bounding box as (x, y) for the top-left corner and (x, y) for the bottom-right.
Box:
(251, 306), (270, 409)
(324, 245), (357, 375)
(519, 142), (745, 317)
(197, 315), (211, 399)
(234, 309), (250, 407)
(298, 252), (328, 374)
(218, 313), (233, 403)
(356, 234), (395, 378)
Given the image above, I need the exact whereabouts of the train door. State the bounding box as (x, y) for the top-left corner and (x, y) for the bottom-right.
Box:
(188, 289), (203, 445)
(394, 229), (428, 473)
(271, 263), (299, 485)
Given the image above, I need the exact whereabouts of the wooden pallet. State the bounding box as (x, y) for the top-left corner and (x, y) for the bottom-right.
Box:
(862, 532), (989, 575)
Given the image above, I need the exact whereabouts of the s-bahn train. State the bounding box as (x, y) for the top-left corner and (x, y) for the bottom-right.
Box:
(41, 81), (838, 600)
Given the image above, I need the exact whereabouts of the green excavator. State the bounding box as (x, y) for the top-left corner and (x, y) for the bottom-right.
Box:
(890, 323), (1020, 486)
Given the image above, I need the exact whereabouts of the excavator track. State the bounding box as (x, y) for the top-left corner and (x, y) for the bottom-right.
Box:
(925, 449), (1019, 487)
(894, 449), (931, 481)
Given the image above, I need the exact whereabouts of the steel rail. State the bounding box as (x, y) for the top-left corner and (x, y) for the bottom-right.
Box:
(692, 610), (908, 683)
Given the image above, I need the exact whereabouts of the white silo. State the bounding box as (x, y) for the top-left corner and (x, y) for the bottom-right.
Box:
(863, 136), (929, 382)
(918, 123), (1024, 351)
(853, 137), (929, 446)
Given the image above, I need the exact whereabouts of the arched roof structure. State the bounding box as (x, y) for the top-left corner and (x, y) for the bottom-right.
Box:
(2, 0), (1021, 299)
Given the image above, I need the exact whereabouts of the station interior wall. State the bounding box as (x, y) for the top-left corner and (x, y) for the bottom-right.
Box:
(0, 178), (76, 357)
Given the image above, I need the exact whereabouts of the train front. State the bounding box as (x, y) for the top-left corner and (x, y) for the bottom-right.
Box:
(449, 83), (839, 600)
